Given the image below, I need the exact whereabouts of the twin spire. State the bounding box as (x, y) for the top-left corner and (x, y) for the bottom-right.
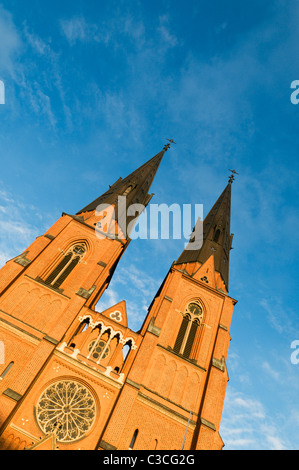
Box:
(77, 143), (235, 292)
(77, 146), (168, 215)
(176, 179), (234, 291)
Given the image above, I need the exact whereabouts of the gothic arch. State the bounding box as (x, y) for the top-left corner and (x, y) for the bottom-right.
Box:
(158, 360), (177, 397)
(147, 354), (166, 391)
(41, 239), (90, 289)
(169, 365), (188, 405)
(182, 372), (200, 411)
(173, 299), (205, 359)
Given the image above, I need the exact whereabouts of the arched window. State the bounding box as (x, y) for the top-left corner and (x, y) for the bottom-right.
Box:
(173, 302), (203, 359)
(213, 228), (221, 243)
(0, 362), (14, 380)
(44, 244), (86, 289)
(129, 429), (139, 450)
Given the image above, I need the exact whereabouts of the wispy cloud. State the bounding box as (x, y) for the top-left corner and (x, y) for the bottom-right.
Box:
(60, 16), (101, 46)
(96, 263), (162, 331)
(261, 361), (280, 381)
(0, 4), (22, 77)
(260, 297), (297, 337)
(221, 388), (288, 450)
(0, 184), (51, 268)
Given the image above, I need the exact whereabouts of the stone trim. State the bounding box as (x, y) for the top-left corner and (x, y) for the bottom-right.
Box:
(147, 318), (161, 337)
(137, 391), (196, 427)
(126, 378), (141, 390)
(158, 344), (206, 372)
(44, 234), (55, 240)
(76, 285), (97, 300)
(99, 440), (117, 451)
(0, 315), (42, 343)
(212, 356), (226, 372)
(3, 388), (23, 402)
(97, 261), (107, 268)
(44, 335), (59, 345)
(14, 252), (31, 268)
(200, 417), (216, 431)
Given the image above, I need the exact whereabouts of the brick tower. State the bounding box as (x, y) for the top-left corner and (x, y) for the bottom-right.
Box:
(0, 147), (237, 451)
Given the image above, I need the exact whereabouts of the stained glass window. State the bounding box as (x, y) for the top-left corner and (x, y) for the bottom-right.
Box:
(36, 380), (96, 443)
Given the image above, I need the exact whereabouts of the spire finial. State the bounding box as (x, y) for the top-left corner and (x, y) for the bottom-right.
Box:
(164, 138), (176, 151)
(228, 169), (239, 184)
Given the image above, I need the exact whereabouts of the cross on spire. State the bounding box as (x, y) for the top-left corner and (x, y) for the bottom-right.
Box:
(164, 138), (176, 151)
(228, 169), (239, 184)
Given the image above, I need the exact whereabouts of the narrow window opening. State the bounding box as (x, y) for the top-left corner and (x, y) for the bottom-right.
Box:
(173, 315), (189, 354)
(68, 319), (89, 347)
(44, 244), (86, 289)
(129, 429), (139, 450)
(122, 343), (131, 362)
(173, 302), (203, 359)
(183, 321), (199, 358)
(213, 229), (221, 243)
(0, 361), (14, 380)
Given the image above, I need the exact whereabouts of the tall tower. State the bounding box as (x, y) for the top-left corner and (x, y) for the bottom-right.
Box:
(0, 146), (167, 450)
(99, 177), (237, 451)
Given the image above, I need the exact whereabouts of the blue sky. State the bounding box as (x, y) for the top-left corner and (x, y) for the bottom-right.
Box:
(0, 0), (298, 450)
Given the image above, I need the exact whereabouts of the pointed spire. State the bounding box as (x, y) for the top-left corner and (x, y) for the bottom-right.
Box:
(176, 178), (234, 291)
(76, 143), (170, 240)
(77, 146), (168, 215)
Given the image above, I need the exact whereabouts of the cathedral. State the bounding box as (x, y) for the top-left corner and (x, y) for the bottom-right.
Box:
(0, 144), (237, 450)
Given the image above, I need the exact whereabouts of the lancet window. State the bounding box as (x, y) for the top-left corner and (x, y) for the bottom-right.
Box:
(44, 244), (86, 289)
(173, 301), (204, 359)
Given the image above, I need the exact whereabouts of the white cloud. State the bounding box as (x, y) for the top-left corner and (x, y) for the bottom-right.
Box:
(262, 361), (280, 381)
(260, 297), (297, 337)
(221, 388), (288, 450)
(60, 16), (100, 46)
(0, 5), (22, 76)
(0, 185), (50, 269)
(96, 262), (161, 331)
(158, 15), (179, 49)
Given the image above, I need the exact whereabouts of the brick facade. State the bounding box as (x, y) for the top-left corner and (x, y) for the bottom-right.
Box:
(0, 148), (237, 450)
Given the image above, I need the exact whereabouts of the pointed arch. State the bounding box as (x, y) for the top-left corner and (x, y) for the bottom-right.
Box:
(129, 429), (139, 450)
(43, 243), (87, 289)
(158, 360), (177, 397)
(173, 301), (204, 359)
(147, 354), (166, 390)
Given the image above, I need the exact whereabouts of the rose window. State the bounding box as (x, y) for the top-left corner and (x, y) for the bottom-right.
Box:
(36, 380), (96, 443)
(88, 339), (110, 360)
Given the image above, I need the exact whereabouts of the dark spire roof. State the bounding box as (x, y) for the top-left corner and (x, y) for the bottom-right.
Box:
(176, 180), (234, 291)
(77, 146), (168, 215)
